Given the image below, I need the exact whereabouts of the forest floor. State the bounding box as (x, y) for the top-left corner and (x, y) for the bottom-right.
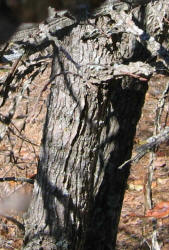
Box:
(0, 61), (168, 249)
(117, 74), (169, 250)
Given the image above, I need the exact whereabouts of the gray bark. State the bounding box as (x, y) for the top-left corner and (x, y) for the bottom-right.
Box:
(22, 0), (168, 249)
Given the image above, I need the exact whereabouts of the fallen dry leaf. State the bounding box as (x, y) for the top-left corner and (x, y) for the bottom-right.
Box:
(146, 201), (169, 219)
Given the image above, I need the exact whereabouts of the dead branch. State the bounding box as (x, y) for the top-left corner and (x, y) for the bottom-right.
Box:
(118, 126), (169, 169)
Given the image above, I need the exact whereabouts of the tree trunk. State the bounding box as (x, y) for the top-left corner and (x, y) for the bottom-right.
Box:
(23, 2), (148, 249)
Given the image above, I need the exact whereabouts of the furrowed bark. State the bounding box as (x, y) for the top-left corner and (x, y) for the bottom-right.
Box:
(23, 2), (148, 249)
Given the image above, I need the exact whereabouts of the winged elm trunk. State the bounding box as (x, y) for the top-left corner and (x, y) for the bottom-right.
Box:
(23, 5), (147, 250)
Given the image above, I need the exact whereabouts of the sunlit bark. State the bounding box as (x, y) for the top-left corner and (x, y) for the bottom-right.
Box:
(23, 2), (148, 249)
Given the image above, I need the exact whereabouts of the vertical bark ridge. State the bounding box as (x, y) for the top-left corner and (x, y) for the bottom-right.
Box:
(23, 5), (148, 250)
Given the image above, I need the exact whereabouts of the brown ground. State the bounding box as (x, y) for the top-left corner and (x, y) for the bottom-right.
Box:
(0, 62), (168, 249)
(117, 74), (169, 249)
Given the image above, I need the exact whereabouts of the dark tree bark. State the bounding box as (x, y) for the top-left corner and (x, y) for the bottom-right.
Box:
(23, 2), (151, 249)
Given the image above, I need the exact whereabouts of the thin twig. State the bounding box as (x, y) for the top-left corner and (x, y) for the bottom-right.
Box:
(0, 213), (25, 231)
(9, 124), (39, 147)
(0, 176), (34, 184)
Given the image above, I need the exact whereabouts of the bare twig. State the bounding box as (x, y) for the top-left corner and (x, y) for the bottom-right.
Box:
(9, 125), (39, 147)
(118, 126), (169, 169)
(0, 176), (34, 184)
(0, 213), (25, 231)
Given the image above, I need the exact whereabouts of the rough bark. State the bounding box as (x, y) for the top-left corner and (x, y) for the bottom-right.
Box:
(23, 1), (156, 250)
